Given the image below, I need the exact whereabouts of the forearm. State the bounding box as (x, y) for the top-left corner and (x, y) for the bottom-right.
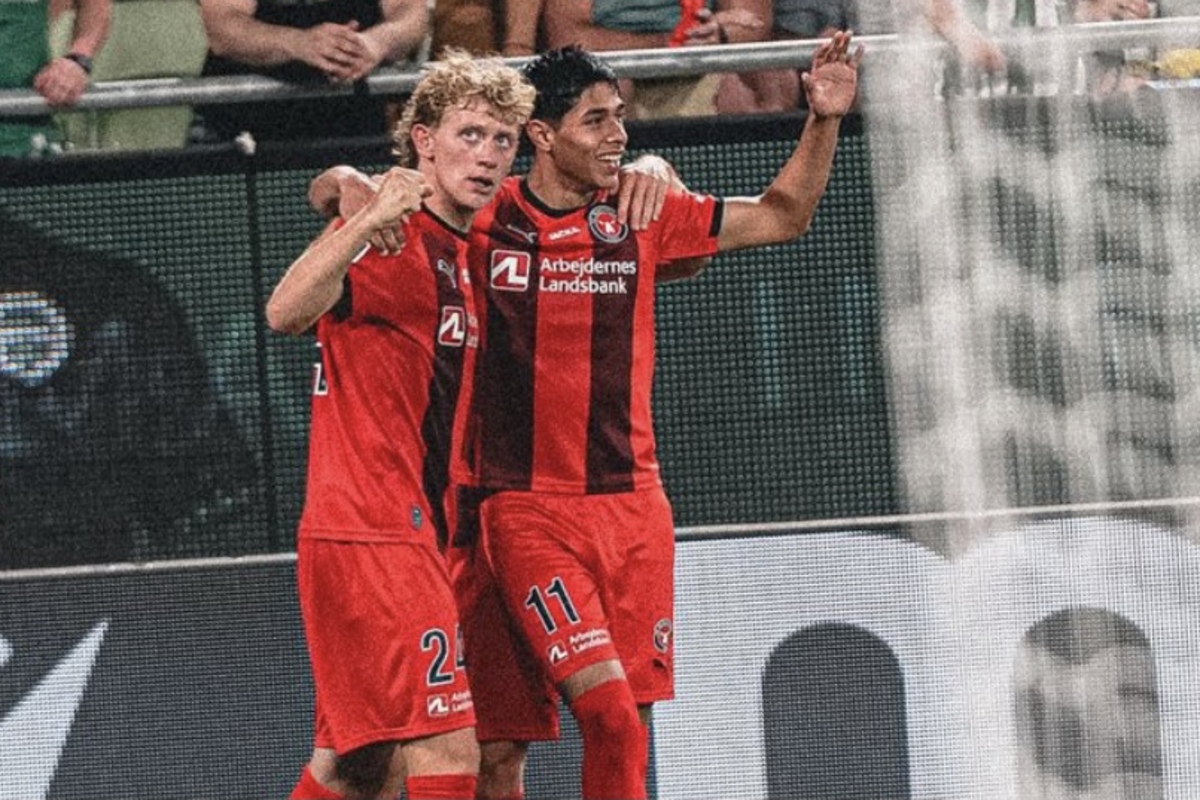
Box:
(203, 7), (307, 65)
(309, 166), (377, 218)
(266, 215), (379, 334)
(542, 0), (670, 51)
(719, 113), (840, 250)
(363, 0), (429, 63)
(502, 0), (544, 54)
(68, 0), (111, 57)
(925, 0), (980, 50)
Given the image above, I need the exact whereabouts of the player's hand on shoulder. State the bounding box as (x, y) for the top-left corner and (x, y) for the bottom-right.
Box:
(802, 30), (863, 120)
(617, 154), (686, 231)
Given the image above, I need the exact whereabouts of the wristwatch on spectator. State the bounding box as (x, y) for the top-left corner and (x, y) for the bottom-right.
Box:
(64, 52), (94, 75)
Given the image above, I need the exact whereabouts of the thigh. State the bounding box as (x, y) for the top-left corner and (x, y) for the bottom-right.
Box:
(602, 488), (676, 705)
(480, 492), (624, 688)
(298, 538), (476, 754)
(448, 538), (561, 742)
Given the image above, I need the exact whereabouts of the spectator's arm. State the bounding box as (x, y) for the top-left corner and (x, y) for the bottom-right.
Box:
(200, 0), (314, 67)
(32, 0), (110, 106)
(502, 0), (544, 55)
(66, 0), (111, 60)
(925, 0), (1006, 73)
(541, 0), (672, 50)
(360, 0), (429, 66)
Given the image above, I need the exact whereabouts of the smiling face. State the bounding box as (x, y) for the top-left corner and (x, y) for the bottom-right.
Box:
(527, 81), (628, 208)
(412, 100), (522, 230)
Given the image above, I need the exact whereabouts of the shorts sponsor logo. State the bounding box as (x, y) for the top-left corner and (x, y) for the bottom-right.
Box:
(490, 250), (531, 291)
(427, 694), (450, 717)
(654, 619), (672, 653)
(547, 642), (569, 665)
(410, 505), (423, 530)
(449, 690), (474, 714)
(569, 628), (611, 655)
(587, 205), (627, 243)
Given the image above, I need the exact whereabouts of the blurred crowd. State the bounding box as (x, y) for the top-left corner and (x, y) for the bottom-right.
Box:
(1, 0), (1198, 156)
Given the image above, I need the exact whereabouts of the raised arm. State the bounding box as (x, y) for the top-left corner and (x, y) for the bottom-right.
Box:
(716, 31), (861, 252)
(268, 167), (429, 335)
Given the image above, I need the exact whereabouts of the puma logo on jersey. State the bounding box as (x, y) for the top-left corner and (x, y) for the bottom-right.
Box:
(490, 250), (531, 292)
(436, 259), (458, 288)
(505, 224), (537, 244)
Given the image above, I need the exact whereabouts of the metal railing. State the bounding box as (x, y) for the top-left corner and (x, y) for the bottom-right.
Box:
(0, 18), (1194, 117)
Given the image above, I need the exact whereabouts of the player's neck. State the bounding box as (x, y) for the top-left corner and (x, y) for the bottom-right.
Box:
(422, 193), (472, 233)
(525, 161), (598, 212)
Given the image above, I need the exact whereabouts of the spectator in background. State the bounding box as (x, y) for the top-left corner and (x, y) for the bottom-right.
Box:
(0, 0), (109, 157)
(431, 0), (499, 56)
(429, 0), (546, 59)
(1065, 0), (1154, 95)
(540, 0), (773, 119)
(195, 0), (427, 143)
(719, 0), (1006, 113)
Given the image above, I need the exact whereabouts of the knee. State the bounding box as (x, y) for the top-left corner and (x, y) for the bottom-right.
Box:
(334, 741), (398, 797)
(573, 682), (641, 742)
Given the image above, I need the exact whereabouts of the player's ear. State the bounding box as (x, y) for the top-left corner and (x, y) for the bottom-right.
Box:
(411, 124), (436, 161)
(524, 119), (554, 152)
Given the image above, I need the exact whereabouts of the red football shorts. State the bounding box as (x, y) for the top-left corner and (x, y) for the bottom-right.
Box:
(448, 486), (676, 741)
(297, 537), (475, 754)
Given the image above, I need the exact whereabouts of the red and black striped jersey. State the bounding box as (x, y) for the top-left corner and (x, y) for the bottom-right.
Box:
(454, 177), (722, 494)
(300, 208), (478, 548)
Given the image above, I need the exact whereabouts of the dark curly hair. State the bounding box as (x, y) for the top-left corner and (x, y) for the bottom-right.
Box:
(521, 45), (620, 124)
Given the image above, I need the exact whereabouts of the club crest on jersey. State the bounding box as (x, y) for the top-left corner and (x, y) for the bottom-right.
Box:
(653, 618), (673, 653)
(438, 306), (467, 347)
(491, 249), (531, 291)
(587, 205), (627, 244)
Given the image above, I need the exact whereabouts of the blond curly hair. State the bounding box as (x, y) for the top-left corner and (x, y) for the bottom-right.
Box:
(392, 49), (536, 168)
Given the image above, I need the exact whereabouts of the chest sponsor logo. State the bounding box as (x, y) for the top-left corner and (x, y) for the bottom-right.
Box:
(490, 250), (532, 292)
(538, 257), (636, 295)
(587, 205), (627, 244)
(438, 306), (468, 347)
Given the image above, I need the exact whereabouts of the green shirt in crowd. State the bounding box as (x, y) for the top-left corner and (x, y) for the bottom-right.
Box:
(0, 0), (58, 157)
